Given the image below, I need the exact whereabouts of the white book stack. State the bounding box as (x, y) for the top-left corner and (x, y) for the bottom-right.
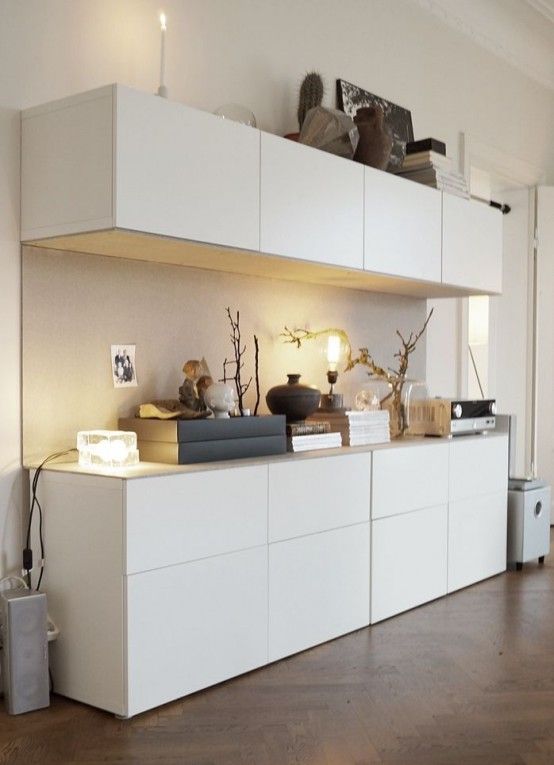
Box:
(346, 410), (390, 446)
(287, 431), (343, 453)
(396, 150), (469, 199)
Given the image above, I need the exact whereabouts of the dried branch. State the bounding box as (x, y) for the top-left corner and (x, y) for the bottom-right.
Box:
(253, 335), (260, 416)
(219, 307), (253, 415)
(281, 309), (434, 435)
(281, 326), (353, 367)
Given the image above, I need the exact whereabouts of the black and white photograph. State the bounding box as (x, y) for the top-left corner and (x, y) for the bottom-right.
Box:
(111, 344), (137, 387)
(336, 78), (414, 171)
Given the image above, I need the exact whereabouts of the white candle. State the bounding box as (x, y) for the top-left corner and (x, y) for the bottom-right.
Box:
(158, 12), (168, 98)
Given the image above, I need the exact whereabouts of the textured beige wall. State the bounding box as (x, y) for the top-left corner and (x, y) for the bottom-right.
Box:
(22, 247), (427, 461)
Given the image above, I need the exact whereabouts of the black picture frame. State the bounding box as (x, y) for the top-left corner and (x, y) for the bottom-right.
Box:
(336, 79), (414, 171)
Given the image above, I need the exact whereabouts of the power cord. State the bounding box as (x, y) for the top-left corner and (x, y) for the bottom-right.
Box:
(24, 448), (77, 590)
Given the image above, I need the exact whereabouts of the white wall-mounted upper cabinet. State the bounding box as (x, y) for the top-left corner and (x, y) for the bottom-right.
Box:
(21, 84), (503, 299)
(442, 195), (503, 293)
(21, 84), (261, 252)
(364, 168), (442, 283)
(260, 133), (364, 269)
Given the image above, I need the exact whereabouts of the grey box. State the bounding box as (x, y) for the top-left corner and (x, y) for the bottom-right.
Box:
(507, 485), (551, 565)
(138, 434), (286, 464)
(119, 415), (286, 444)
(0, 589), (49, 714)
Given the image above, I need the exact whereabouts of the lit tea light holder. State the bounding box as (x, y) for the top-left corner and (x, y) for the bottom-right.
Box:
(77, 430), (139, 469)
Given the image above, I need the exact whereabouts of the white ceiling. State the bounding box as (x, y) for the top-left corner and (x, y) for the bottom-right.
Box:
(411, 0), (554, 90)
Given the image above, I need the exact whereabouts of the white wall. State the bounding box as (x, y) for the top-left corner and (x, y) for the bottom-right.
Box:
(0, 106), (22, 576)
(1, 0), (554, 574)
(492, 188), (533, 477)
(22, 248), (426, 461)
(536, 187), (554, 492)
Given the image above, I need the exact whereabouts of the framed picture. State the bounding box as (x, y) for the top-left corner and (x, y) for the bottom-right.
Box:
(111, 344), (138, 388)
(336, 79), (414, 171)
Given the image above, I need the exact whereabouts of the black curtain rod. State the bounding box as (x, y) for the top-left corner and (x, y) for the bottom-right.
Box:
(471, 194), (511, 215)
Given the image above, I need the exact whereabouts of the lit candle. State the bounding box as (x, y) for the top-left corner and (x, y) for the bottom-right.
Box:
(158, 12), (168, 98)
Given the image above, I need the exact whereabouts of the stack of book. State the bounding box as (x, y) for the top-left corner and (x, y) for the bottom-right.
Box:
(346, 410), (390, 445)
(307, 409), (391, 446)
(287, 421), (342, 452)
(286, 421), (342, 452)
(396, 138), (469, 199)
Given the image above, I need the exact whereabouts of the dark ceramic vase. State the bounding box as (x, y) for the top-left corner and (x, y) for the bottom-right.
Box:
(353, 105), (393, 170)
(266, 374), (321, 423)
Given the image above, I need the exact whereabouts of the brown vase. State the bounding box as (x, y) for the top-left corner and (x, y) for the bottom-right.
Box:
(353, 106), (393, 170)
(266, 374), (321, 423)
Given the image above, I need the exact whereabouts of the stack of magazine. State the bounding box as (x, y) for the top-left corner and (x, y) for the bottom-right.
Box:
(286, 421), (342, 452)
(396, 138), (469, 199)
(346, 410), (390, 446)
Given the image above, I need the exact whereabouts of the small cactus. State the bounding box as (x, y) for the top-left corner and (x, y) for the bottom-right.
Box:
(297, 72), (324, 130)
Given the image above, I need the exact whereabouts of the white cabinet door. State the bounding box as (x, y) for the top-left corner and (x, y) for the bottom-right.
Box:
(21, 85), (115, 240)
(448, 492), (507, 593)
(449, 435), (508, 502)
(371, 504), (447, 623)
(126, 546), (268, 717)
(260, 133), (364, 268)
(125, 465), (267, 574)
(364, 168), (442, 282)
(372, 443), (449, 519)
(268, 524), (370, 662)
(268, 453), (370, 542)
(442, 195), (503, 293)
(115, 85), (260, 251)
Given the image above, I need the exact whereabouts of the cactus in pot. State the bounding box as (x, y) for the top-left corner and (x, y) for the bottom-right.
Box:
(297, 72), (324, 130)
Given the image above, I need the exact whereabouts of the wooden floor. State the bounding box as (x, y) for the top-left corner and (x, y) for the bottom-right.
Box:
(2, 543), (554, 765)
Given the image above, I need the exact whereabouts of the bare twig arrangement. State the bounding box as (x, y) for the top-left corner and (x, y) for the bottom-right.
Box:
(281, 327), (353, 361)
(220, 307), (261, 416)
(281, 309), (434, 435)
(253, 335), (260, 416)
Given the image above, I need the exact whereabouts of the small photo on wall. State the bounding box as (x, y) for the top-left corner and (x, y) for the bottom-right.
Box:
(111, 344), (138, 388)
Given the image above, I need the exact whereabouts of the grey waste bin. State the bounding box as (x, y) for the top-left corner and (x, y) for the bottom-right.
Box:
(507, 479), (551, 569)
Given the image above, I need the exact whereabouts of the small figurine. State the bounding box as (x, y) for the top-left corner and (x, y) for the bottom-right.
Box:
(179, 359), (212, 412)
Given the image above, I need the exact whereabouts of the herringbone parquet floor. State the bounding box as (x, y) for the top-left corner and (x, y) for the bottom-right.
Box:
(2, 539), (554, 765)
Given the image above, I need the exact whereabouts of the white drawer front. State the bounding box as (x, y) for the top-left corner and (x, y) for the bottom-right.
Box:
(449, 435), (508, 501)
(371, 504), (447, 623)
(268, 523), (370, 662)
(372, 443), (449, 519)
(448, 491), (507, 593)
(125, 465), (267, 574)
(127, 546), (268, 717)
(268, 453), (370, 542)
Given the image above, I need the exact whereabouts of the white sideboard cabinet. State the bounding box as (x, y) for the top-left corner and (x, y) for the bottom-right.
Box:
(267, 453), (371, 661)
(370, 442), (449, 622)
(32, 431), (508, 717)
(447, 436), (509, 592)
(370, 434), (508, 623)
